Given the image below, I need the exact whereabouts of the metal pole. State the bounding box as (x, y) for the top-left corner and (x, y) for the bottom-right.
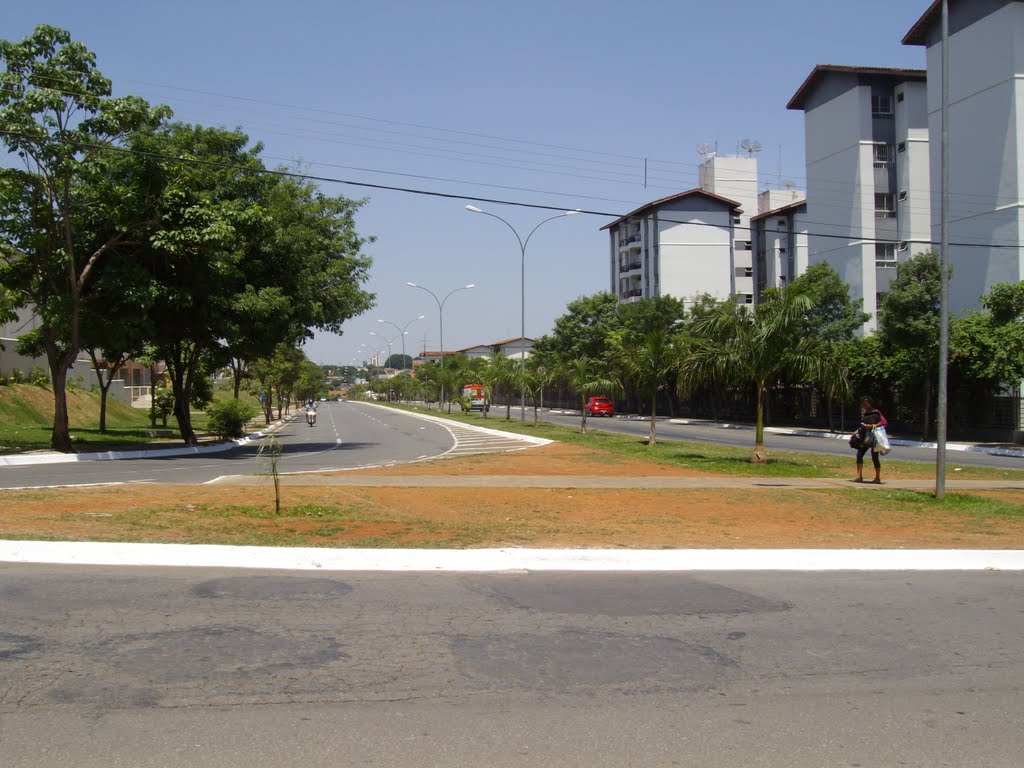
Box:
(465, 206), (578, 423)
(408, 284), (473, 412)
(936, 0), (950, 499)
(520, 239), (526, 422)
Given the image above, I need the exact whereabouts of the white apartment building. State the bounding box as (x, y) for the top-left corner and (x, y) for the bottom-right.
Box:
(751, 193), (809, 301)
(903, 0), (1024, 313)
(602, 187), (742, 306)
(787, 65), (931, 332)
(698, 155), (759, 300)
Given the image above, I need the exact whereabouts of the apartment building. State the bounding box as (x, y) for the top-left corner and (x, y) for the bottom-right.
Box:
(601, 187), (742, 306)
(751, 191), (809, 301)
(903, 0), (1024, 312)
(787, 65), (931, 331)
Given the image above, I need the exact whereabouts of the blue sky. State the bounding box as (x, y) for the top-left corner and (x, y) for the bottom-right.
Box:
(4, 1), (929, 365)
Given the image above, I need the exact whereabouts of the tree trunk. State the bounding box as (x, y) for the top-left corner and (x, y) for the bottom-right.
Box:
(752, 383), (767, 463)
(921, 375), (933, 440)
(167, 346), (198, 446)
(648, 390), (657, 446)
(580, 397), (588, 435)
(44, 334), (75, 452)
(149, 363), (157, 428)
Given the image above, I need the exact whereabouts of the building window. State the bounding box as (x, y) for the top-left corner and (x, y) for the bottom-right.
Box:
(779, 247), (787, 254)
(875, 193), (895, 217)
(898, 190), (908, 202)
(897, 141), (906, 153)
(736, 240), (752, 251)
(777, 219), (787, 226)
(732, 215), (742, 225)
(871, 94), (893, 116)
(875, 243), (897, 266)
(898, 241), (910, 252)
(745, 267), (753, 277)
(743, 294), (754, 304)
(896, 91), (905, 103)
(873, 144), (893, 167)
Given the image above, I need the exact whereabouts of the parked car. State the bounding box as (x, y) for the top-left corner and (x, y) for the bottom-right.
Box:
(585, 396), (615, 417)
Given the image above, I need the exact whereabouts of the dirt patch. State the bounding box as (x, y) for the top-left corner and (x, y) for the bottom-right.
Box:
(1, 441), (1022, 548)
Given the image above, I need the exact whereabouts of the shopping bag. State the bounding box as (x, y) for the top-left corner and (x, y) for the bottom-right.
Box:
(873, 425), (891, 455)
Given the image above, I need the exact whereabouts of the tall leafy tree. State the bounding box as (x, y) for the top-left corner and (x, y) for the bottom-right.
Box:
(877, 252), (943, 438)
(0, 26), (169, 450)
(785, 263), (866, 428)
(532, 292), (621, 362)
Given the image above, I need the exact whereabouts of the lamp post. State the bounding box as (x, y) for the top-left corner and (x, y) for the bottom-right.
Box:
(407, 282), (475, 407)
(378, 315), (424, 371)
(465, 204), (579, 421)
(369, 331), (401, 369)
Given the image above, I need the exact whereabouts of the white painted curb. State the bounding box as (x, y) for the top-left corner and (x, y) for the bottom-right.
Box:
(1, 541), (1021, 571)
(365, 402), (553, 446)
(0, 422), (286, 466)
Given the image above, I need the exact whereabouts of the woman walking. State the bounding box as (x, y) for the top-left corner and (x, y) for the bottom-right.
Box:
(854, 397), (887, 484)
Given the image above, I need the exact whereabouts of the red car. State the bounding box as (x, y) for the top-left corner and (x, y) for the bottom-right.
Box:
(585, 396), (615, 417)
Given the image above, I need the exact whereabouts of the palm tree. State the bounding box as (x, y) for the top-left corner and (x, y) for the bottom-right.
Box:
(609, 329), (681, 446)
(564, 355), (621, 434)
(681, 290), (826, 462)
(484, 350), (518, 421)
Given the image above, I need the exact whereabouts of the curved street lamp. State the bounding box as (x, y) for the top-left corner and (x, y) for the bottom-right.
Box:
(377, 315), (424, 371)
(465, 204), (579, 421)
(407, 282), (475, 406)
(369, 331), (402, 368)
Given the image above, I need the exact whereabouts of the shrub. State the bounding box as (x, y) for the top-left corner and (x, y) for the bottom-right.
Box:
(206, 398), (258, 440)
(154, 388), (175, 426)
(28, 366), (49, 386)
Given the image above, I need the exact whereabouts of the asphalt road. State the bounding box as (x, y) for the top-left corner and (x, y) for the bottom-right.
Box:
(535, 408), (1024, 471)
(1, 564), (1021, 767)
(0, 402), (458, 489)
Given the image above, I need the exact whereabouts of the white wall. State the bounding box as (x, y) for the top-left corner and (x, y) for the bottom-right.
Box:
(654, 202), (733, 302)
(804, 84), (877, 328)
(924, 2), (1024, 312)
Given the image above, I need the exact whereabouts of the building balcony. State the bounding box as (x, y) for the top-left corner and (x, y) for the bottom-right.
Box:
(621, 288), (643, 299)
(619, 261), (642, 273)
(617, 234), (642, 248)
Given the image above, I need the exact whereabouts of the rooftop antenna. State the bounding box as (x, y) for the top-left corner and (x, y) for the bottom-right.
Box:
(739, 138), (763, 158)
(696, 142), (716, 162)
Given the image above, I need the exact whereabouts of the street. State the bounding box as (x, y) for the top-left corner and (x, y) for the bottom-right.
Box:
(1, 564), (1021, 767)
(0, 402), (532, 489)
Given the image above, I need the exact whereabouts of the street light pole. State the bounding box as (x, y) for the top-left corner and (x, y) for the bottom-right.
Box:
(465, 205), (579, 422)
(407, 282), (475, 408)
(378, 315), (425, 371)
(369, 331), (401, 368)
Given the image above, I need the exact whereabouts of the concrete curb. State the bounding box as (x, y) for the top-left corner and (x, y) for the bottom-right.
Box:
(367, 402), (553, 446)
(1, 540), (1022, 571)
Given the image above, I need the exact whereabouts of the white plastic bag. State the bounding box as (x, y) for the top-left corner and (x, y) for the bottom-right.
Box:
(873, 425), (891, 455)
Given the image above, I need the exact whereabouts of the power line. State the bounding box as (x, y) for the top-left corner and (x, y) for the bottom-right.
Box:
(1, 128), (1019, 250)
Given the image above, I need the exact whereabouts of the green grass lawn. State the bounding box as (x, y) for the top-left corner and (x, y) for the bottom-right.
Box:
(0, 383), (222, 453)
(382, 401), (1024, 482)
